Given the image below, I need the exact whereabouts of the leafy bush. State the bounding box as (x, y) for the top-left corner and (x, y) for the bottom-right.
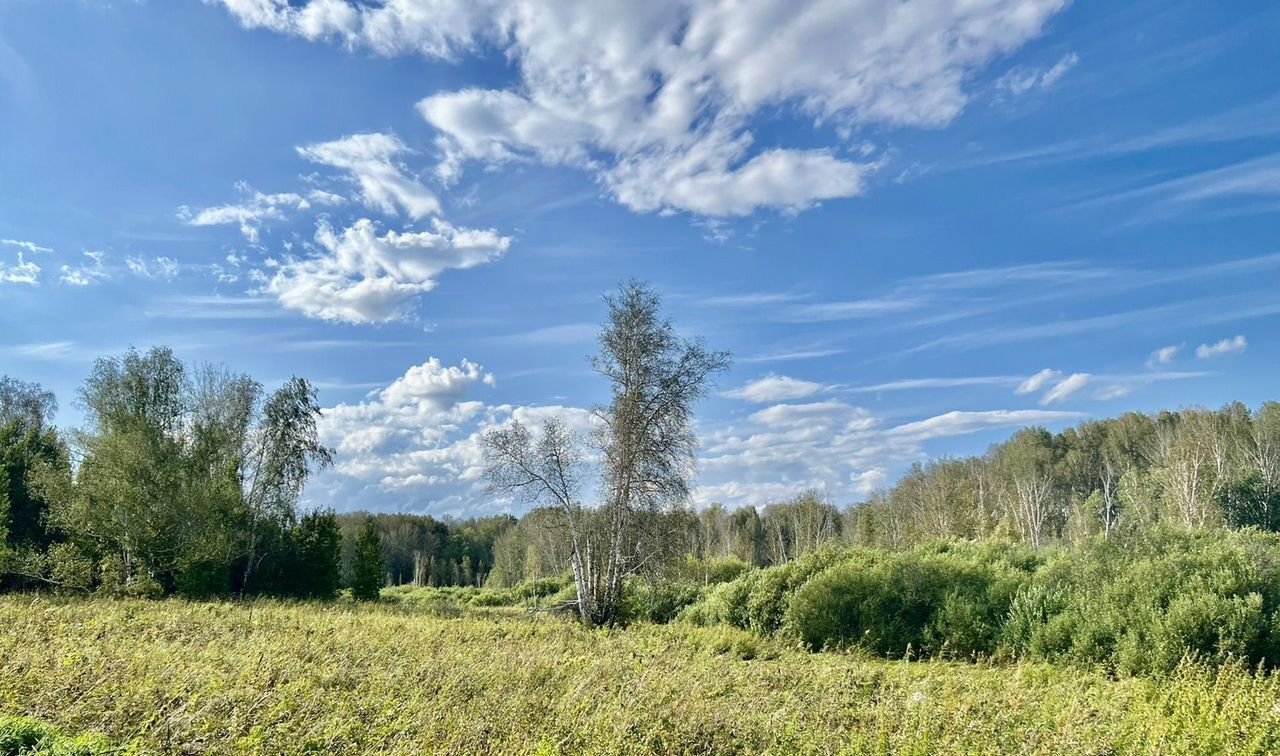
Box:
(783, 541), (1039, 657)
(0, 715), (123, 755)
(1011, 528), (1280, 674)
(682, 532), (1280, 675)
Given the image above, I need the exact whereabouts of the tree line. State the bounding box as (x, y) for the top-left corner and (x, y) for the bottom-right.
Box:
(484, 404), (1280, 591)
(0, 352), (510, 600)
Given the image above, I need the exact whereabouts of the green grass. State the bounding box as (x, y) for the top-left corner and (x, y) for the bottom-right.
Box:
(1, 596), (1278, 754)
(0, 714), (127, 755)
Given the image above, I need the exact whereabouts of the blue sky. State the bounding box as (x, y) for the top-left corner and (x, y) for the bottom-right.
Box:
(1, 0), (1277, 515)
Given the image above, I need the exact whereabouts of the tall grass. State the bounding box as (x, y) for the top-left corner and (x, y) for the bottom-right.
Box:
(1, 596), (1278, 753)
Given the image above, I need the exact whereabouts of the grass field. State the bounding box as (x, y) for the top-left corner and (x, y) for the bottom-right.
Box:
(1, 596), (1278, 755)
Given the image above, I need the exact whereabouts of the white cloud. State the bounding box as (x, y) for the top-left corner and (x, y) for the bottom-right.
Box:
(0, 252), (41, 285)
(996, 51), (1079, 96)
(9, 341), (77, 360)
(264, 217), (510, 324)
(1094, 384), (1132, 401)
(1015, 368), (1061, 395)
(212, 0), (1069, 217)
(126, 256), (180, 280)
(724, 375), (825, 403)
(1196, 334), (1247, 359)
(179, 188), (308, 244)
(2, 239), (52, 255)
(297, 133), (440, 219)
(850, 467), (889, 495)
(312, 357), (598, 514)
(59, 251), (108, 287)
(886, 409), (1082, 443)
(308, 355), (1087, 512)
(697, 402), (1083, 507)
(1040, 372), (1090, 405)
(1146, 344), (1181, 369)
(307, 189), (348, 206)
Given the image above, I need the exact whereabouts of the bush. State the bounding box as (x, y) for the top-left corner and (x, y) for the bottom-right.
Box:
(623, 579), (704, 624)
(783, 542), (1038, 657)
(1013, 528), (1280, 674)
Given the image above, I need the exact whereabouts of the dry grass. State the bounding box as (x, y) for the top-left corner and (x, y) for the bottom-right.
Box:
(1, 596), (1277, 754)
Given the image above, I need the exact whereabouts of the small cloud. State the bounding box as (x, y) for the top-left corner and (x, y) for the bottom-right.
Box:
(851, 467), (888, 495)
(997, 52), (1079, 96)
(724, 375), (826, 403)
(1196, 335), (1247, 359)
(1094, 384), (1132, 401)
(1146, 344), (1181, 369)
(59, 251), (109, 287)
(11, 341), (77, 360)
(126, 256), (180, 280)
(2, 239), (52, 254)
(0, 252), (41, 285)
(1015, 368), (1061, 395)
(1041, 373), (1091, 405)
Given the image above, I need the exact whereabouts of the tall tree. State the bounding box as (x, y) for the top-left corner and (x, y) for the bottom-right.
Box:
(351, 517), (385, 601)
(239, 376), (334, 593)
(485, 281), (729, 626)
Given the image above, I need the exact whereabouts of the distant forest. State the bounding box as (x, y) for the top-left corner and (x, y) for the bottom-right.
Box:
(2, 348), (1278, 599)
(483, 401), (1280, 586)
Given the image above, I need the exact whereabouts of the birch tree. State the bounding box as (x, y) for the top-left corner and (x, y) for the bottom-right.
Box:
(484, 281), (729, 626)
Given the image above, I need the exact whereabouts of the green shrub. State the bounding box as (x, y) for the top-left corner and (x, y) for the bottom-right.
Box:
(782, 544), (1035, 657)
(0, 715), (121, 755)
(623, 579), (704, 624)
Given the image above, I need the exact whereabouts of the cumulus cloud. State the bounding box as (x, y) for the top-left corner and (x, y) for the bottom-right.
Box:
(996, 51), (1079, 96)
(851, 467), (889, 495)
(1015, 368), (1061, 395)
(212, 0), (1069, 217)
(264, 217), (510, 324)
(1146, 344), (1181, 369)
(179, 187), (309, 244)
(297, 133), (440, 219)
(696, 402), (1083, 507)
(724, 375), (825, 403)
(1040, 372), (1090, 405)
(1196, 335), (1247, 359)
(312, 357), (597, 514)
(0, 252), (41, 285)
(307, 356), (1086, 512)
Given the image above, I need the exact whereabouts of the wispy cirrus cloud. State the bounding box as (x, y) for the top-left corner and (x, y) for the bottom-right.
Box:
(996, 51), (1079, 96)
(1, 238), (52, 255)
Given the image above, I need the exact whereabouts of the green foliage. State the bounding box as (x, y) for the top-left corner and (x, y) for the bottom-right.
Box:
(687, 531), (1280, 675)
(783, 541), (1040, 657)
(351, 518), (384, 601)
(45, 543), (94, 594)
(0, 715), (124, 755)
(291, 509), (342, 599)
(1009, 528), (1280, 675)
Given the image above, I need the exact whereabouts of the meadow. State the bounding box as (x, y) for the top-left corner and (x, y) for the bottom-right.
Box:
(2, 595), (1279, 755)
